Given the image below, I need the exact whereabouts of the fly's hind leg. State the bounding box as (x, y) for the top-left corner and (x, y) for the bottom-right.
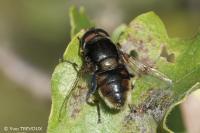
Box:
(86, 71), (102, 123)
(96, 101), (101, 123)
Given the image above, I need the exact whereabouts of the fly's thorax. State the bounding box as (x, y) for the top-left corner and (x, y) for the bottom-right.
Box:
(83, 37), (119, 67)
(99, 58), (118, 71)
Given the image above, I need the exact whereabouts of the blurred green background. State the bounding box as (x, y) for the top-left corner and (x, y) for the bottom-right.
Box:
(0, 0), (200, 132)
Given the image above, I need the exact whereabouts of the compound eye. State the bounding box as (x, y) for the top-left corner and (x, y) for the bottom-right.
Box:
(98, 32), (108, 37)
(84, 33), (96, 43)
(82, 28), (110, 45)
(95, 28), (110, 37)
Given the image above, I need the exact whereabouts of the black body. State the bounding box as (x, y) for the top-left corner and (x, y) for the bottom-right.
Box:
(84, 37), (119, 64)
(96, 65), (131, 108)
(80, 28), (132, 109)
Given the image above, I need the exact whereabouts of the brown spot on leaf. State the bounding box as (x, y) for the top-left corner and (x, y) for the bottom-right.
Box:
(68, 85), (88, 119)
(130, 21), (144, 32)
(139, 89), (174, 122)
(121, 89), (174, 132)
(160, 45), (175, 63)
(122, 109), (149, 133)
(121, 36), (156, 68)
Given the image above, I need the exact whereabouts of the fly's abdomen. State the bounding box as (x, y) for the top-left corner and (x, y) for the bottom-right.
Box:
(98, 79), (130, 109)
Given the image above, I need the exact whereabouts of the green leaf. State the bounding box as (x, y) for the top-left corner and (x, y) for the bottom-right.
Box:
(111, 24), (127, 43)
(116, 11), (200, 132)
(69, 6), (94, 39)
(48, 9), (200, 133)
(47, 32), (84, 133)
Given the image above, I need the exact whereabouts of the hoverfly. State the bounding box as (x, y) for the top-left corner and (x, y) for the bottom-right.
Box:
(59, 28), (172, 123)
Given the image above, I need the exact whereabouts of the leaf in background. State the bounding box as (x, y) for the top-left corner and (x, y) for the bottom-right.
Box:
(48, 7), (200, 133)
(69, 6), (94, 39)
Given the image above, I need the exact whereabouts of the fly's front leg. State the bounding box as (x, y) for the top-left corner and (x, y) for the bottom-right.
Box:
(63, 60), (80, 72)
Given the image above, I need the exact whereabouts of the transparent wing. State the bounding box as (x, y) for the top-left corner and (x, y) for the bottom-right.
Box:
(119, 49), (172, 90)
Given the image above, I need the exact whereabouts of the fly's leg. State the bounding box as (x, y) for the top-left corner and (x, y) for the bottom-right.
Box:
(86, 71), (98, 104)
(97, 101), (101, 123)
(63, 60), (97, 104)
(64, 60), (80, 72)
(86, 71), (102, 123)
